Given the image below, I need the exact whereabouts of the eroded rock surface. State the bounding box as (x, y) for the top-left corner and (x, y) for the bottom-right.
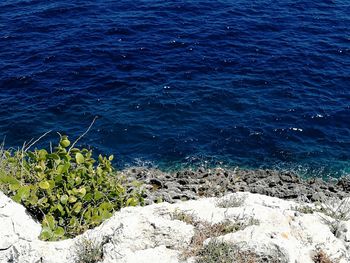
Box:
(122, 167), (349, 204)
(1, 191), (350, 263)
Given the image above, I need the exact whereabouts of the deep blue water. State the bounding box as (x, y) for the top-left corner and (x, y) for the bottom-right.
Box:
(0, 0), (350, 177)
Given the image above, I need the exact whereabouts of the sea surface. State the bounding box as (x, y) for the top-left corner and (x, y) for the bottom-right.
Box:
(0, 0), (349, 177)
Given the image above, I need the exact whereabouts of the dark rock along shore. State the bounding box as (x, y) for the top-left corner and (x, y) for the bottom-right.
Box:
(122, 167), (350, 205)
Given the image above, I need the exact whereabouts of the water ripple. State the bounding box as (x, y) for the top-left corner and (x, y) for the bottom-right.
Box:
(0, 0), (349, 177)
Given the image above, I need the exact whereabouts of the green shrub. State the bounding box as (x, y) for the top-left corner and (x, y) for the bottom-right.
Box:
(0, 135), (143, 241)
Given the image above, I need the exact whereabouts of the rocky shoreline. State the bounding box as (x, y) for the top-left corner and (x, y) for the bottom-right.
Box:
(123, 167), (350, 204)
(1, 167), (350, 262)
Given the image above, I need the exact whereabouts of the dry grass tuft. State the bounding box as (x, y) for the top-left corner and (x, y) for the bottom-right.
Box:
(294, 197), (350, 236)
(195, 239), (283, 263)
(312, 250), (334, 263)
(216, 195), (246, 208)
(318, 197), (350, 235)
(293, 205), (316, 214)
(171, 210), (259, 260)
(181, 220), (240, 259)
(195, 239), (258, 263)
(171, 209), (197, 225)
(74, 238), (103, 263)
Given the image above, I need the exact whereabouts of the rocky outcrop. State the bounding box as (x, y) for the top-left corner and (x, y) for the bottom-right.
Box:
(1, 190), (350, 263)
(123, 167), (349, 204)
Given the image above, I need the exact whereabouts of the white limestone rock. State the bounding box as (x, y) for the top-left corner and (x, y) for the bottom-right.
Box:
(0, 191), (42, 262)
(0, 191), (350, 263)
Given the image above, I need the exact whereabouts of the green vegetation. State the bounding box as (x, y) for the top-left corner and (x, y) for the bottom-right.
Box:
(0, 134), (143, 241)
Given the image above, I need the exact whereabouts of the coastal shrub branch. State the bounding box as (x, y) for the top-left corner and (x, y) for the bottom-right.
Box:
(0, 135), (144, 241)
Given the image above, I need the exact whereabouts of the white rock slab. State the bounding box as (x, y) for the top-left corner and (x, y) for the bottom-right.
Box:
(0, 191), (349, 263)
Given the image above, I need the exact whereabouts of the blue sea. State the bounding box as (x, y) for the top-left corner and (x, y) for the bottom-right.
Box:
(0, 0), (349, 177)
